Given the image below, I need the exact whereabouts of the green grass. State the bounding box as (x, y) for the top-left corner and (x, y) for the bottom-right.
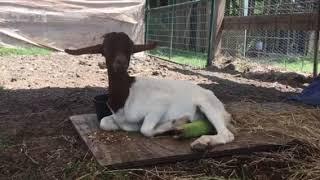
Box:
(148, 47), (319, 73)
(148, 47), (207, 68)
(269, 57), (318, 74)
(0, 47), (52, 56)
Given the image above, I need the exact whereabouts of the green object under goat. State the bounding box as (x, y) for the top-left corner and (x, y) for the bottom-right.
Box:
(174, 119), (217, 139)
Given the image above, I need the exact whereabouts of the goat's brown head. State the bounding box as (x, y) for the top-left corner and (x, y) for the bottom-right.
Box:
(65, 32), (157, 72)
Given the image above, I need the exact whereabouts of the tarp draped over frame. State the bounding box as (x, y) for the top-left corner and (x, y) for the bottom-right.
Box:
(0, 0), (145, 51)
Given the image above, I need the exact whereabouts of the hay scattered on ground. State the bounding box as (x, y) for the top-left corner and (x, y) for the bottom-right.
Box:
(89, 131), (133, 144)
(85, 102), (320, 180)
(227, 102), (320, 180)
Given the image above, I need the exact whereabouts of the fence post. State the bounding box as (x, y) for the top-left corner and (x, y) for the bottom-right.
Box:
(313, 3), (320, 78)
(169, 0), (176, 60)
(207, 0), (225, 66)
(144, 0), (149, 44)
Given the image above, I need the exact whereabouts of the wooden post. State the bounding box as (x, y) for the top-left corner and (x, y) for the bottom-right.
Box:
(208, 0), (225, 66)
(207, 1), (215, 66)
(211, 0), (226, 60)
(313, 32), (319, 78)
(196, 3), (201, 52)
(144, 0), (149, 44)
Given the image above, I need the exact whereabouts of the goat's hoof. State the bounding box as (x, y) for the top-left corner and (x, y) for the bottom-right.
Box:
(190, 136), (211, 151)
(190, 141), (210, 152)
(140, 130), (154, 138)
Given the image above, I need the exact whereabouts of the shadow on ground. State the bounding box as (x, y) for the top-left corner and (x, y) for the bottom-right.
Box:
(203, 65), (313, 88)
(0, 74), (299, 179)
(166, 66), (297, 103)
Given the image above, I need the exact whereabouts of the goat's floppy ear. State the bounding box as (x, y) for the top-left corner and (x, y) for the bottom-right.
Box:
(64, 44), (103, 55)
(132, 42), (157, 53)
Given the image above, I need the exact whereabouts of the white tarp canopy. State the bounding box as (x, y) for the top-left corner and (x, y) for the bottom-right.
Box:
(0, 0), (145, 51)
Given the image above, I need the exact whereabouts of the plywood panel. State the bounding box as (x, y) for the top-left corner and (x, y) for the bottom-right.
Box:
(70, 114), (294, 169)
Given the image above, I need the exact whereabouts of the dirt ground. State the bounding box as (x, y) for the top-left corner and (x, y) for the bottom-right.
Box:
(0, 52), (313, 179)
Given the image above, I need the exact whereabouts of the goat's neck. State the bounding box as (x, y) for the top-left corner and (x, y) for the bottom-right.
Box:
(107, 69), (135, 113)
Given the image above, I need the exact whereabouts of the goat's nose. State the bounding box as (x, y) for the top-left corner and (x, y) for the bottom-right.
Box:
(113, 55), (128, 71)
(115, 58), (127, 67)
(115, 55), (127, 63)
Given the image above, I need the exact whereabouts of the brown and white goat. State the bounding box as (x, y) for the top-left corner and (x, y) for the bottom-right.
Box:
(65, 32), (234, 150)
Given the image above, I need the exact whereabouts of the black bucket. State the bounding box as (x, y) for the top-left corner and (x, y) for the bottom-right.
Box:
(94, 94), (112, 122)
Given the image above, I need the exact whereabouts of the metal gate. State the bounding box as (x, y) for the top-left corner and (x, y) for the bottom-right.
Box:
(145, 0), (214, 68)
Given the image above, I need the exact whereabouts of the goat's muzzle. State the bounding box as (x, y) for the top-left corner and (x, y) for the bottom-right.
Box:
(113, 54), (129, 72)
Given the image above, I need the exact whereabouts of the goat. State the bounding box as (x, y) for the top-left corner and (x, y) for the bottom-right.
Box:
(65, 32), (235, 150)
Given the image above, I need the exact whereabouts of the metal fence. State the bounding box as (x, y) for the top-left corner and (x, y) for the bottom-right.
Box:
(145, 0), (213, 68)
(221, 0), (319, 74)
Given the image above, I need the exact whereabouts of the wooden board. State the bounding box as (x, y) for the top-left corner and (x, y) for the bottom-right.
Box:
(70, 114), (294, 169)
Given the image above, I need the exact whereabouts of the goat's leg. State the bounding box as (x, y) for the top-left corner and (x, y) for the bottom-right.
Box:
(117, 122), (140, 132)
(151, 121), (173, 136)
(140, 113), (162, 137)
(153, 116), (190, 136)
(100, 115), (119, 131)
(191, 100), (234, 151)
(112, 110), (140, 132)
(140, 106), (168, 137)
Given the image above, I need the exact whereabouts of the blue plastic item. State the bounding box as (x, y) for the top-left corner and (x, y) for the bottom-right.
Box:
(289, 77), (320, 106)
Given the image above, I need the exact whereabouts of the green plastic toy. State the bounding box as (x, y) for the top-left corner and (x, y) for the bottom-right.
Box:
(174, 119), (217, 139)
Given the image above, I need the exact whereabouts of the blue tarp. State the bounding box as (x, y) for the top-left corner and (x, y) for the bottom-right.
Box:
(289, 77), (320, 106)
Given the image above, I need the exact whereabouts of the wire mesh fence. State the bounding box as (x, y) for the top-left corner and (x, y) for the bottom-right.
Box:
(145, 0), (213, 68)
(221, 0), (319, 74)
(225, 0), (318, 16)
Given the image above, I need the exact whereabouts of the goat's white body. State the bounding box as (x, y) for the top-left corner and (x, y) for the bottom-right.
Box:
(125, 78), (206, 124)
(100, 77), (234, 149)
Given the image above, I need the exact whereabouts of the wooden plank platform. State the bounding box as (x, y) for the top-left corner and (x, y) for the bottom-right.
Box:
(70, 114), (294, 169)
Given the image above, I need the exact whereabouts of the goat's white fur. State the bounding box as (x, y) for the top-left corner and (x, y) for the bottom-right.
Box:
(100, 77), (234, 149)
